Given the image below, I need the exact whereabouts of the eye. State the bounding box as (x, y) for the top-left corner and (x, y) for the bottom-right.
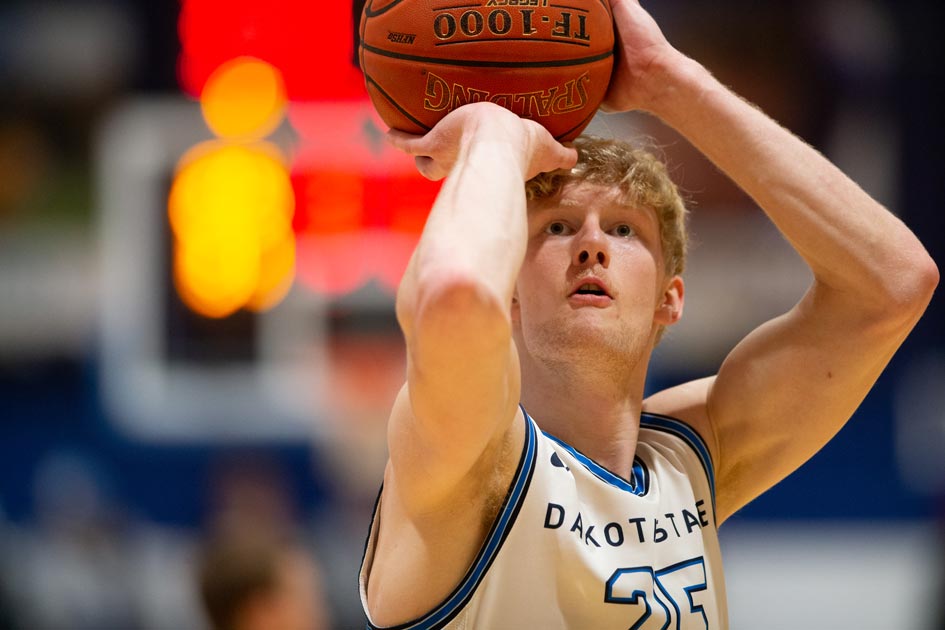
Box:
(611, 224), (635, 238)
(546, 221), (571, 236)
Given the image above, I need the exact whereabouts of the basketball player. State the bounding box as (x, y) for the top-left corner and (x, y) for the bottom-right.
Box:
(359, 1), (939, 627)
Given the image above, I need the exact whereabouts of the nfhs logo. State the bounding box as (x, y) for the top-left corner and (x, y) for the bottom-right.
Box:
(387, 31), (416, 44)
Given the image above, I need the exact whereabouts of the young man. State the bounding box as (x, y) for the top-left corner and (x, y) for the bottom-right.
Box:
(199, 533), (330, 630)
(358, 1), (939, 627)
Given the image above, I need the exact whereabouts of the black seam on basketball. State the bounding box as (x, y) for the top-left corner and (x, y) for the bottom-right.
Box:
(431, 2), (481, 9)
(554, 108), (597, 141)
(361, 42), (612, 68)
(363, 0), (411, 18)
(549, 3), (589, 12)
(363, 72), (433, 132)
(359, 5), (368, 73)
(435, 37), (590, 48)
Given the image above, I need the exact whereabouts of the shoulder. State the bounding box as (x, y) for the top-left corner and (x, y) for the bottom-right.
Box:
(363, 406), (533, 627)
(642, 376), (719, 482)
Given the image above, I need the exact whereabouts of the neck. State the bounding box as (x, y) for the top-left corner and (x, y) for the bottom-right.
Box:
(519, 350), (651, 481)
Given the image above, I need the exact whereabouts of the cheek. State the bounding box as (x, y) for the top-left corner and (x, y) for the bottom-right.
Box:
(518, 246), (558, 294)
(617, 250), (663, 305)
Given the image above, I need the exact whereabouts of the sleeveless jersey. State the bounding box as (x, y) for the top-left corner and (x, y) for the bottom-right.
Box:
(360, 408), (728, 629)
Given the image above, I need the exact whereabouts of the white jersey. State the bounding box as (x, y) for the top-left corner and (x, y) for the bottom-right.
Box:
(360, 408), (728, 629)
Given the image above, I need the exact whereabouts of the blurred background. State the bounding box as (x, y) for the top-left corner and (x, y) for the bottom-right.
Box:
(0, 0), (942, 628)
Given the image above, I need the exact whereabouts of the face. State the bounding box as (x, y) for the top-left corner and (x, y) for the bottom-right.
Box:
(513, 181), (683, 375)
(261, 552), (328, 630)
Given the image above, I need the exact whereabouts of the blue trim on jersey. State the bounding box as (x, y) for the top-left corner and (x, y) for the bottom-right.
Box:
(365, 410), (538, 630)
(639, 412), (716, 515)
(541, 427), (649, 497)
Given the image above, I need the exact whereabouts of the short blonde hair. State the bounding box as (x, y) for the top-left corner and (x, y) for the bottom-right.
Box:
(526, 136), (688, 277)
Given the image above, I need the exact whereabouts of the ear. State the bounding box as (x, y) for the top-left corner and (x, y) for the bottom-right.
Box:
(654, 275), (684, 327)
(510, 289), (521, 324)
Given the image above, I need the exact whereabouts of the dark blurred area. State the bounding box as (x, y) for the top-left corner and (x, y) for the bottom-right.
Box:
(0, 0), (942, 628)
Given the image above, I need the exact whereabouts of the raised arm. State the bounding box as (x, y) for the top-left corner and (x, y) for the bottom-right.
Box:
(611, 0), (939, 522)
(385, 104), (576, 517)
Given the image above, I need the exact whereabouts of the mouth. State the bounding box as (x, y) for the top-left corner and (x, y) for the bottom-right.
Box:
(569, 279), (612, 299)
(568, 278), (613, 307)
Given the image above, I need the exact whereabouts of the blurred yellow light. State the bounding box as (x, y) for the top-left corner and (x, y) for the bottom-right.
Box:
(170, 143), (293, 247)
(247, 234), (296, 312)
(174, 235), (260, 319)
(200, 57), (287, 140)
(168, 141), (296, 318)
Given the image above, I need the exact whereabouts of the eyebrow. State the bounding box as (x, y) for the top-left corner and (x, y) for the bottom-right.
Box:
(532, 198), (653, 222)
(558, 197), (583, 208)
(529, 197), (582, 215)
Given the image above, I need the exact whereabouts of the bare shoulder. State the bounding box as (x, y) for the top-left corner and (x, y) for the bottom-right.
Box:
(642, 376), (720, 474)
(385, 385), (527, 513)
(366, 399), (527, 626)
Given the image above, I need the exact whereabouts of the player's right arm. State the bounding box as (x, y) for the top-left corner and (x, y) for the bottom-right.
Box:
(385, 104), (575, 515)
(365, 105), (574, 622)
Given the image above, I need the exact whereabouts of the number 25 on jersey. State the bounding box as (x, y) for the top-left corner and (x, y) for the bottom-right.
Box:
(605, 557), (710, 629)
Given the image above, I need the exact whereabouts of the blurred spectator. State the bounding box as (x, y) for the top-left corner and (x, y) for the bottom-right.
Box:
(205, 454), (299, 540)
(310, 319), (401, 626)
(199, 452), (331, 629)
(7, 449), (139, 630)
(198, 532), (329, 630)
(129, 518), (205, 630)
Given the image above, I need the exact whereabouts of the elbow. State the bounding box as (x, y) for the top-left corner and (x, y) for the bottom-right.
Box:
(407, 270), (511, 346)
(914, 253), (940, 315)
(879, 249), (939, 324)
(918, 252), (940, 298)
(900, 249), (938, 310)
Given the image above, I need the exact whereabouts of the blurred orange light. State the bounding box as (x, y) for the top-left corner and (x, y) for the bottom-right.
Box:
(201, 57), (286, 140)
(168, 142), (295, 318)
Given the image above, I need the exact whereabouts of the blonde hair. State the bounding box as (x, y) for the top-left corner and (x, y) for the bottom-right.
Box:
(526, 136), (688, 277)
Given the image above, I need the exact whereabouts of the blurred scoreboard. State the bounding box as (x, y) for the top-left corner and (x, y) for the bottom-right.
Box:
(96, 0), (438, 441)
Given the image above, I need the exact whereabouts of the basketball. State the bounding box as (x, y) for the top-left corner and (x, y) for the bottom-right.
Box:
(359, 0), (615, 141)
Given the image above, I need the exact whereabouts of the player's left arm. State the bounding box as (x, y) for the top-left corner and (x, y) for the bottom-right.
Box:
(613, 0), (939, 523)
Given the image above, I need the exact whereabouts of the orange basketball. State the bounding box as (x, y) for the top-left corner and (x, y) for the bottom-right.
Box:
(359, 0), (614, 141)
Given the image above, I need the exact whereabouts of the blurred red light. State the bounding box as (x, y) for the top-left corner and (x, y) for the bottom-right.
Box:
(370, 232), (422, 292)
(290, 103), (440, 295)
(294, 233), (372, 296)
(179, 0), (365, 101)
(291, 170), (364, 235)
(383, 173), (441, 235)
(176, 4), (435, 299)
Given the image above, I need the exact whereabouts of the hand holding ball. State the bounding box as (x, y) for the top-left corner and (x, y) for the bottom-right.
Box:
(359, 0), (615, 141)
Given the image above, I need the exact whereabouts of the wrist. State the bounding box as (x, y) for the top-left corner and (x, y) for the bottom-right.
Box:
(641, 53), (716, 126)
(462, 113), (533, 176)
(465, 135), (530, 179)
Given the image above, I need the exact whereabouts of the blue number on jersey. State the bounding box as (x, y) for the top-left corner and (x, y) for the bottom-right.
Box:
(605, 556), (709, 630)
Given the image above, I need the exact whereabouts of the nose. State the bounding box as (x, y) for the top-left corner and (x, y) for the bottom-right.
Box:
(572, 224), (609, 268)
(577, 249), (607, 265)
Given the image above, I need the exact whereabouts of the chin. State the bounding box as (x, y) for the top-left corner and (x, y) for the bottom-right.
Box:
(527, 318), (649, 369)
